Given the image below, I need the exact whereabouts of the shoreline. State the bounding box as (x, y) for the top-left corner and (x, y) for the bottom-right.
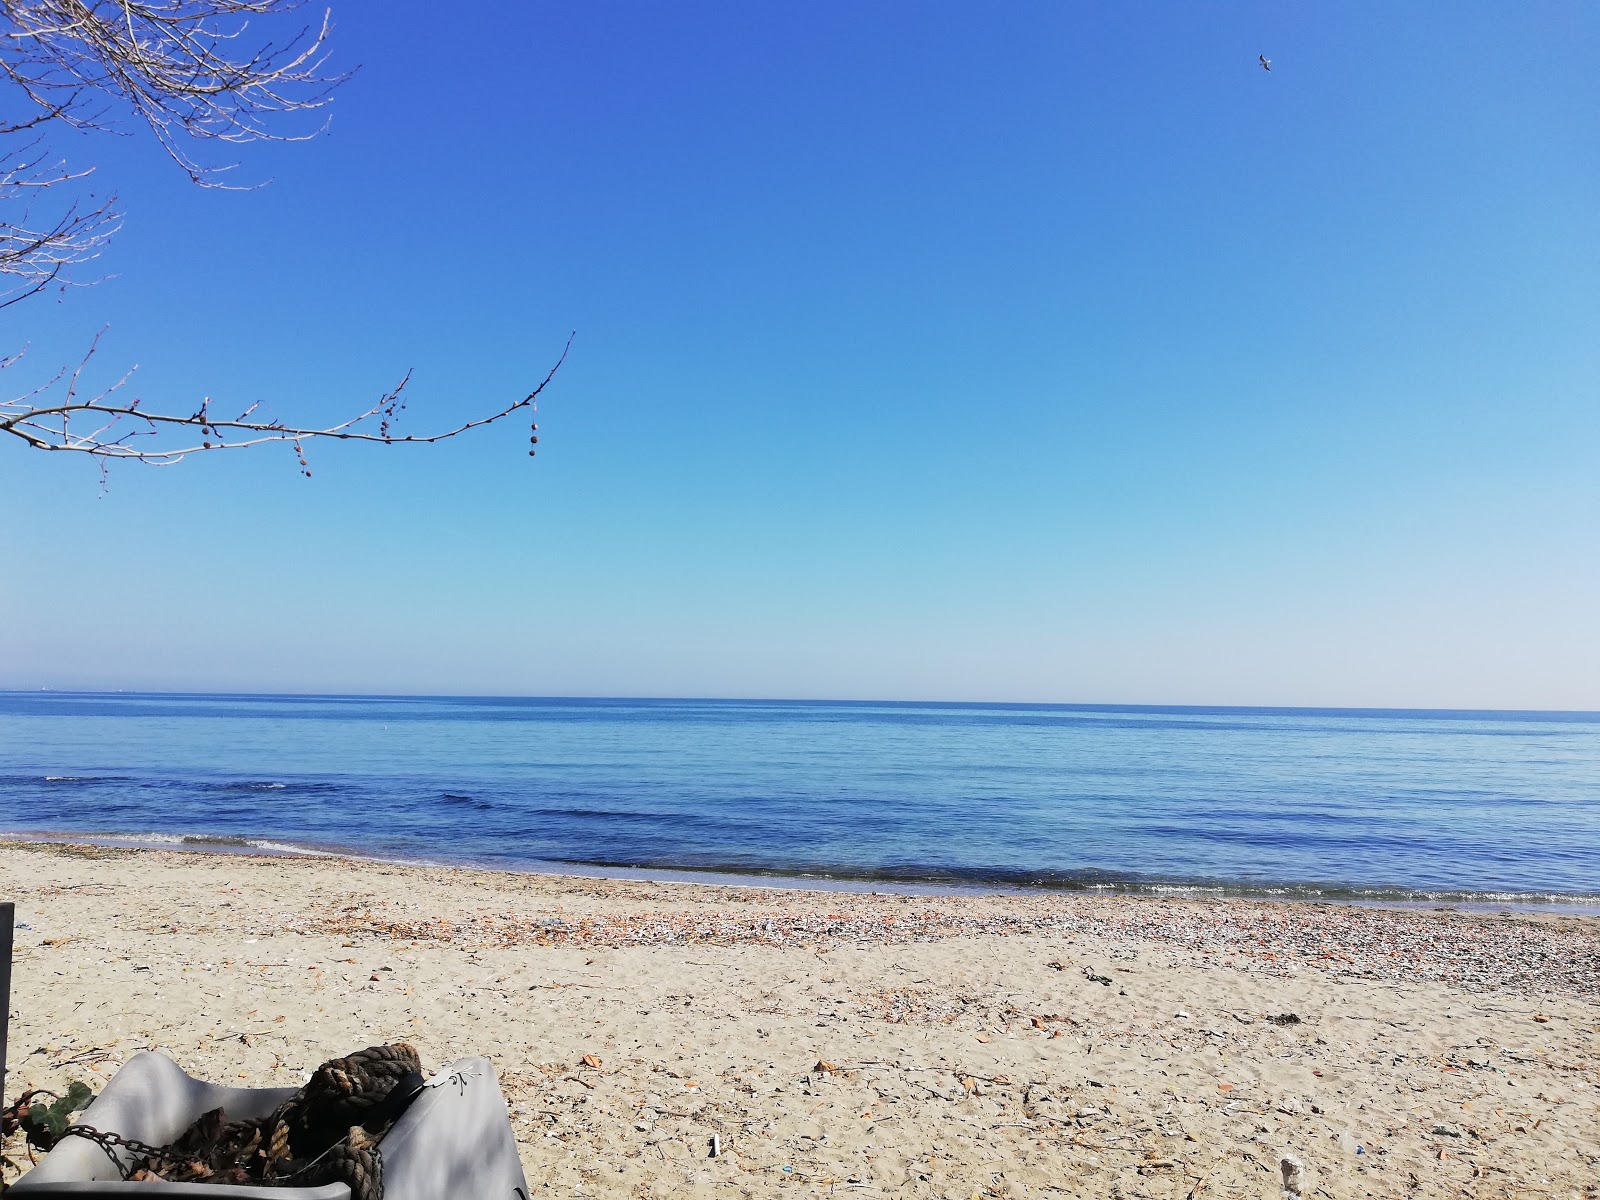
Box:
(5, 837), (1599, 994)
(3, 840), (1597, 1198)
(6, 829), (1599, 916)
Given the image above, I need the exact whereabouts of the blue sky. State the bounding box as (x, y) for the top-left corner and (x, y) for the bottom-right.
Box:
(2, 2), (1596, 707)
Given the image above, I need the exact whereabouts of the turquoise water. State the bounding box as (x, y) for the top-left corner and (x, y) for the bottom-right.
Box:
(0, 692), (1597, 906)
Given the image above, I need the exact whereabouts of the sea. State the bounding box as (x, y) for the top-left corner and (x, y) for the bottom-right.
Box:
(1, 692), (1597, 911)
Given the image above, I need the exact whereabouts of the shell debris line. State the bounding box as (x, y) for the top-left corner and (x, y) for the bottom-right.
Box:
(2, 841), (1597, 1200)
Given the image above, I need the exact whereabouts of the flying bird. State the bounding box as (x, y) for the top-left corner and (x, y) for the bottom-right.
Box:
(1259, 54), (1272, 72)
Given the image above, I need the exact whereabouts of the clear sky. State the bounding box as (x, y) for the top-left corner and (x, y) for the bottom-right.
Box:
(2, 2), (1596, 707)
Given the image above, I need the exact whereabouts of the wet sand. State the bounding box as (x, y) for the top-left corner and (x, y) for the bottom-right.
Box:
(2, 841), (1596, 1199)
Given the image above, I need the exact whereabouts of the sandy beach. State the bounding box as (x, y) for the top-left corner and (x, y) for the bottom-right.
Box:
(2, 841), (1596, 1199)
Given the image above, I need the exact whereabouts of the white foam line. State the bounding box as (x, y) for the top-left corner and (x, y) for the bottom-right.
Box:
(0, 829), (338, 858)
(4, 830), (1597, 911)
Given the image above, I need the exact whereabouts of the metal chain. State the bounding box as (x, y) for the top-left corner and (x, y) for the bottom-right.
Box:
(58, 1125), (170, 1181)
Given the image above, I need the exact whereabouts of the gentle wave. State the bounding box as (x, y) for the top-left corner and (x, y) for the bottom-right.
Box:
(1, 829), (339, 857)
(182, 779), (338, 794)
(2, 774), (320, 793)
(439, 793), (492, 810)
(6, 829), (1596, 912)
(533, 854), (1600, 907)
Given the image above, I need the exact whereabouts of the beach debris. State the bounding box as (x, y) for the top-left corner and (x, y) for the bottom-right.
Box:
(708, 1133), (722, 1158)
(1266, 1013), (1302, 1026)
(1278, 1152), (1303, 1198)
(1136, 1157), (1181, 1174)
(1531, 1013), (1551, 1023)
(1431, 1122), (1462, 1138)
(580, 1054), (602, 1069)
(1275, 1094), (1303, 1115)
(814, 1060), (838, 1075)
(1082, 969), (1112, 986)
(282, 888), (1600, 999)
(46, 1044), (422, 1200)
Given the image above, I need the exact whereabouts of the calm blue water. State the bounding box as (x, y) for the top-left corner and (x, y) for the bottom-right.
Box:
(1, 692), (1597, 906)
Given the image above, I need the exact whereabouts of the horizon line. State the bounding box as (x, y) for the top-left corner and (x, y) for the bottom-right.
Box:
(3, 688), (1598, 719)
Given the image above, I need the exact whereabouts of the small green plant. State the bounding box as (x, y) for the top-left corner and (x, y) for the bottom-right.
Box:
(2, 1082), (96, 1188)
(14, 1082), (95, 1151)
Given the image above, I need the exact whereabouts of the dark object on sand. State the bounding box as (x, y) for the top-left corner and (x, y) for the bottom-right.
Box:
(11, 1046), (527, 1200)
(1, 902), (10, 1103)
(1267, 1012), (1303, 1026)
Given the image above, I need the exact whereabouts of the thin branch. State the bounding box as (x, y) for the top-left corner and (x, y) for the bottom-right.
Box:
(0, 130), (122, 301)
(0, 330), (573, 467)
(1, 1), (348, 185)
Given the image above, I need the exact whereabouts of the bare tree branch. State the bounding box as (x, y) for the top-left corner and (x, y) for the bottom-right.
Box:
(0, 2), (336, 307)
(0, 0), (347, 184)
(0, 4), (566, 477)
(0, 135), (121, 304)
(0, 331), (572, 469)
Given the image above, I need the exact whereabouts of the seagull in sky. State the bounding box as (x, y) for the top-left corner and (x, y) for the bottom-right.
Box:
(1259, 54), (1272, 72)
